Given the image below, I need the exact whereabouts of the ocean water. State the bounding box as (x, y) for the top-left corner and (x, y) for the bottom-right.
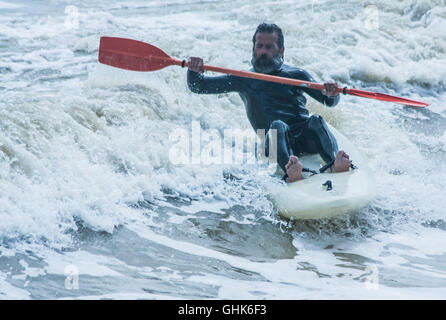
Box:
(1, 0), (446, 299)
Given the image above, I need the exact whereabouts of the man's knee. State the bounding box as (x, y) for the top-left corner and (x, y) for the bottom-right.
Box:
(306, 114), (338, 161)
(270, 120), (288, 134)
(308, 114), (325, 130)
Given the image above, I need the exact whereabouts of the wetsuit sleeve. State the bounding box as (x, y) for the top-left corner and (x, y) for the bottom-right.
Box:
(294, 69), (340, 107)
(187, 70), (241, 94)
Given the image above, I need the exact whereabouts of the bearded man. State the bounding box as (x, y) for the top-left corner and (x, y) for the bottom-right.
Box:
(187, 23), (350, 182)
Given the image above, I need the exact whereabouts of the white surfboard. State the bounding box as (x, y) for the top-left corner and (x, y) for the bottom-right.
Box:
(270, 124), (376, 220)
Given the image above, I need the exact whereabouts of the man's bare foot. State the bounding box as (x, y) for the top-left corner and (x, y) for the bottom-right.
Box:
(285, 155), (303, 182)
(331, 150), (350, 173)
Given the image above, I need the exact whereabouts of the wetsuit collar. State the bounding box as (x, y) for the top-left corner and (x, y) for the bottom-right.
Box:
(267, 66), (283, 75)
(251, 65), (283, 75)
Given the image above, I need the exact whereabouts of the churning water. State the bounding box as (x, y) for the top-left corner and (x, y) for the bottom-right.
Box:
(1, 0), (446, 299)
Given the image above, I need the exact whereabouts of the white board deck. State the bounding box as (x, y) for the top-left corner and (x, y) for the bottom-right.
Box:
(270, 124), (376, 219)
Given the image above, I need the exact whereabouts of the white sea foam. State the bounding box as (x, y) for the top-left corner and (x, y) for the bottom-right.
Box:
(0, 1), (22, 9)
(0, 0), (445, 299)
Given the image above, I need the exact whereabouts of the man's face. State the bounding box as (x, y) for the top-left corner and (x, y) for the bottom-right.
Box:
(251, 32), (284, 73)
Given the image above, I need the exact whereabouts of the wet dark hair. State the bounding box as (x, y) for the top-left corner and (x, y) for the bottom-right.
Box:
(252, 23), (284, 49)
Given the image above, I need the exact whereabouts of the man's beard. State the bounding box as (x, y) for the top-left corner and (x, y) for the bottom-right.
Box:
(251, 52), (283, 74)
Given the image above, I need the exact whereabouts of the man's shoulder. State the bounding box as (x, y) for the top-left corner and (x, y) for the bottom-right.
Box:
(280, 64), (312, 79)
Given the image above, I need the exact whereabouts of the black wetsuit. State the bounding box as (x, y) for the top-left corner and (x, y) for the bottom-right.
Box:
(187, 64), (340, 173)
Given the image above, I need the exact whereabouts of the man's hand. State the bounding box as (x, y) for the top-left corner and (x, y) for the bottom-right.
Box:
(188, 57), (204, 73)
(321, 80), (339, 97)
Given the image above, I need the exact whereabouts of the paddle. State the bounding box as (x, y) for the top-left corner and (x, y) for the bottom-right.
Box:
(98, 36), (430, 108)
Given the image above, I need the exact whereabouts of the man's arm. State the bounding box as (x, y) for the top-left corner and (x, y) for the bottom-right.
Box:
(187, 57), (241, 94)
(293, 69), (340, 107)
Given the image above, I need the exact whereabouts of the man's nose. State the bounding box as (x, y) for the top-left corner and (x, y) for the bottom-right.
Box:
(257, 48), (269, 56)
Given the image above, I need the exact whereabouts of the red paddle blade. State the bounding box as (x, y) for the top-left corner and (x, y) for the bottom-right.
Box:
(98, 36), (174, 72)
(347, 88), (429, 108)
